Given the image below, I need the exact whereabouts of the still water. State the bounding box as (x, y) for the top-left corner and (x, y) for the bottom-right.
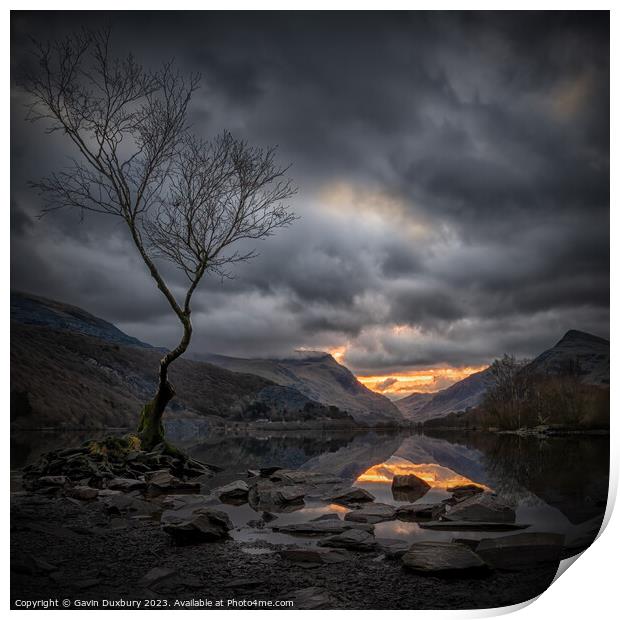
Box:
(11, 427), (609, 554)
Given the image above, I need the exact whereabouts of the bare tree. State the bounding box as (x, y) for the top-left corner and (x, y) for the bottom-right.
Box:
(19, 29), (297, 450)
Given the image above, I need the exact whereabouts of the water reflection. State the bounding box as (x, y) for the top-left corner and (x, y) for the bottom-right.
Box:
(11, 426), (608, 555)
(357, 456), (489, 490)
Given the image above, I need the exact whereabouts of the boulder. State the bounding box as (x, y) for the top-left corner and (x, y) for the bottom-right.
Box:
(214, 480), (249, 504)
(279, 547), (349, 567)
(395, 502), (444, 522)
(447, 483), (485, 502)
(161, 507), (232, 544)
(391, 474), (430, 502)
(344, 503), (396, 524)
(444, 493), (516, 523)
(319, 528), (376, 551)
(475, 532), (565, 569)
(392, 474), (430, 491)
(248, 479), (306, 509)
(402, 542), (489, 575)
(322, 486), (375, 506)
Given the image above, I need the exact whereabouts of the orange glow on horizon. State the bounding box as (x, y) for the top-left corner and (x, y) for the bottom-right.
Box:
(357, 365), (487, 397)
(356, 457), (489, 491)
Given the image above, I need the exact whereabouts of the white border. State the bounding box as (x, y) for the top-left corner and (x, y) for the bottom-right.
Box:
(4, 3), (615, 619)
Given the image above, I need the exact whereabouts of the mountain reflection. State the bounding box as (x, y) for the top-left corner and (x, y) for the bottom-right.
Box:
(12, 426), (608, 535)
(356, 455), (489, 490)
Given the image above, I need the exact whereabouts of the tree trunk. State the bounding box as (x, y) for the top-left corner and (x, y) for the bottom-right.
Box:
(137, 362), (176, 451)
(136, 314), (192, 452)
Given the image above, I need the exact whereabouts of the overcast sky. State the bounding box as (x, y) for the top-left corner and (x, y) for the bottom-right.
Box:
(10, 11), (609, 392)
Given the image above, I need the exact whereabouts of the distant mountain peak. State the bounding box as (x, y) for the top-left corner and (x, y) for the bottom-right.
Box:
(557, 329), (609, 346)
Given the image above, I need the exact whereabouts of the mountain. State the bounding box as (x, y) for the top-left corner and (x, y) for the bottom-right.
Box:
(399, 329), (609, 425)
(199, 352), (404, 427)
(525, 330), (609, 385)
(392, 392), (434, 420)
(11, 291), (152, 349)
(396, 368), (495, 423)
(10, 292), (354, 430)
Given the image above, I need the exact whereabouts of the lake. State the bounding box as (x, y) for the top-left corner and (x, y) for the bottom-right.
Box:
(11, 427), (609, 555)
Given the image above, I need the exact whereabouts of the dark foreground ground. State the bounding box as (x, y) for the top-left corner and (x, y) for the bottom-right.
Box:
(11, 493), (559, 611)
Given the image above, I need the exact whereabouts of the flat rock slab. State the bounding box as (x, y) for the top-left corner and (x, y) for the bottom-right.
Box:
(395, 502), (445, 522)
(402, 542), (489, 576)
(273, 521), (373, 536)
(322, 486), (375, 506)
(161, 507), (232, 544)
(420, 520), (529, 531)
(107, 478), (147, 492)
(319, 528), (376, 551)
(311, 513), (342, 522)
(98, 493), (159, 516)
(279, 547), (350, 566)
(270, 470), (344, 486)
(146, 471), (200, 496)
(375, 538), (410, 558)
(344, 503), (396, 524)
(66, 486), (99, 501)
(475, 532), (565, 569)
(445, 493), (516, 523)
(160, 494), (215, 511)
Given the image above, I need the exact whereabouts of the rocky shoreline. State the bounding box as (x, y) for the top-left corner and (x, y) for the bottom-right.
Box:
(11, 440), (565, 610)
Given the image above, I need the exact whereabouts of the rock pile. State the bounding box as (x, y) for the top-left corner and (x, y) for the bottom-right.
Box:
(22, 436), (216, 493)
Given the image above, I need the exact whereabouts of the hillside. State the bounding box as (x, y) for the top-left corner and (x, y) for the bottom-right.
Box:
(397, 330), (609, 425)
(422, 330), (609, 430)
(11, 291), (152, 349)
(10, 293), (354, 429)
(200, 352), (404, 426)
(396, 368), (494, 423)
(526, 330), (609, 385)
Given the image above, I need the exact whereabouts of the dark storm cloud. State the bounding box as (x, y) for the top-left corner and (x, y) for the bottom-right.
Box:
(10, 11), (609, 372)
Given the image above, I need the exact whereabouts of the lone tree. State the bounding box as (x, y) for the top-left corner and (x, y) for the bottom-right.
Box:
(19, 29), (297, 450)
